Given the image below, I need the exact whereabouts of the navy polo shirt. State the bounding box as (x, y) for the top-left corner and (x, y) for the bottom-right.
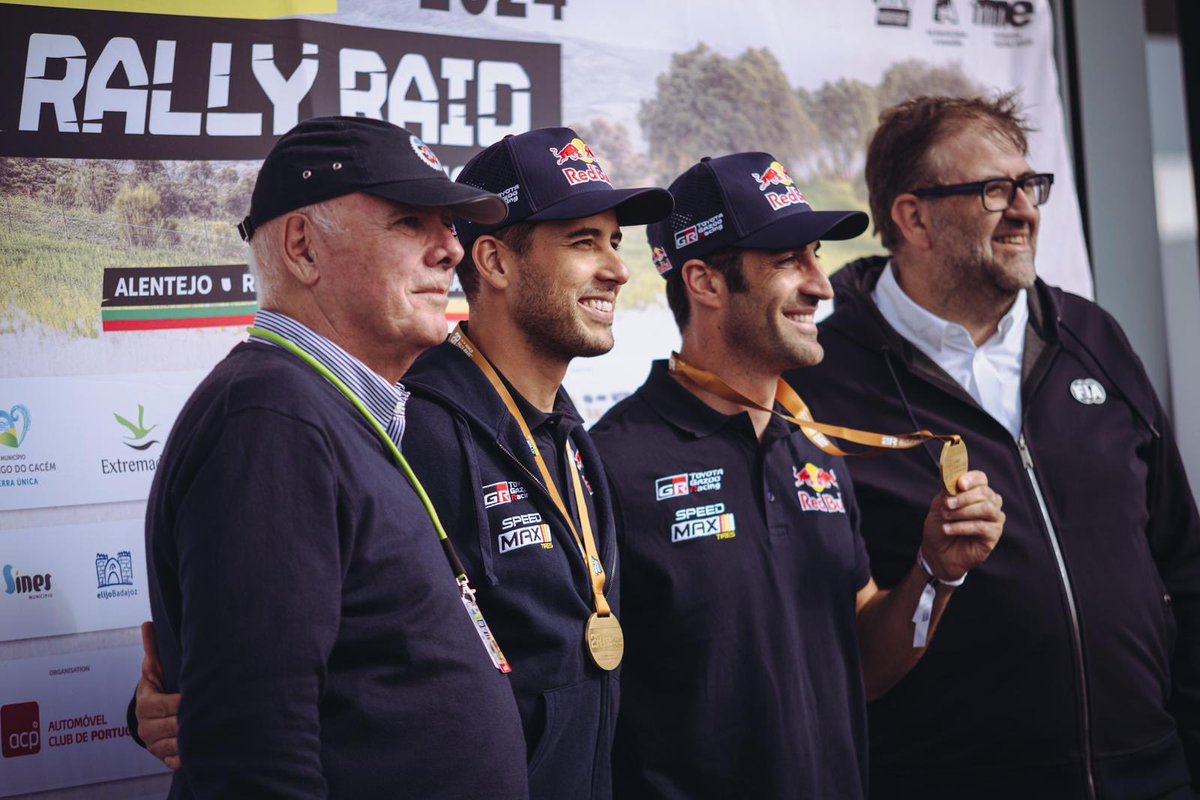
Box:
(590, 361), (871, 800)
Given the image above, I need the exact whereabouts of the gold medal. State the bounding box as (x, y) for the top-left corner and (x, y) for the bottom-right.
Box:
(585, 612), (624, 671)
(940, 438), (969, 495)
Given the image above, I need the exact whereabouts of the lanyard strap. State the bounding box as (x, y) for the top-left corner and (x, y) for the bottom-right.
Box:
(449, 325), (613, 618)
(669, 353), (961, 457)
(248, 327), (469, 583)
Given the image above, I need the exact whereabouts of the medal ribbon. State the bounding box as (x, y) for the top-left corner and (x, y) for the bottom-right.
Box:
(449, 325), (613, 618)
(669, 352), (965, 470)
(248, 327), (512, 672)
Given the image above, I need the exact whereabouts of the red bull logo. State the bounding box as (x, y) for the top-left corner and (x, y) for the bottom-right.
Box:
(793, 462), (845, 514)
(549, 137), (597, 165)
(793, 462), (839, 493)
(751, 160), (794, 191)
(652, 246), (673, 276)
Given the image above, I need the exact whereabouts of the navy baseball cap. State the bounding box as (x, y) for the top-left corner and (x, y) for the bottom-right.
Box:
(238, 116), (507, 241)
(646, 153), (868, 277)
(453, 127), (673, 253)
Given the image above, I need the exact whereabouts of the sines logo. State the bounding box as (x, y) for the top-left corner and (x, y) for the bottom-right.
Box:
(3, 564), (53, 597)
(483, 480), (530, 508)
(1, 702), (40, 758)
(0, 405), (31, 449)
(793, 462), (847, 514)
(973, 0), (1032, 27)
(671, 502), (736, 543)
(654, 468), (724, 501)
(113, 404), (159, 450)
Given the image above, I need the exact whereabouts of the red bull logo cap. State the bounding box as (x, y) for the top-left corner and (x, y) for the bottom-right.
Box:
(237, 116), (507, 242)
(646, 152), (868, 276)
(454, 126), (673, 254)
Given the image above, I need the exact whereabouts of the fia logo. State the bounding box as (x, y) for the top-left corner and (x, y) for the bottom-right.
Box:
(1069, 379), (1106, 406)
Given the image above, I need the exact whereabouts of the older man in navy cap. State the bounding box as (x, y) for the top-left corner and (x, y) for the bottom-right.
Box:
(591, 152), (1005, 800)
(141, 116), (529, 799)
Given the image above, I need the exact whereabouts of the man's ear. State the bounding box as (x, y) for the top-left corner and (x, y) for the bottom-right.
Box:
(891, 194), (934, 252)
(280, 213), (321, 286)
(681, 258), (724, 314)
(473, 235), (514, 291)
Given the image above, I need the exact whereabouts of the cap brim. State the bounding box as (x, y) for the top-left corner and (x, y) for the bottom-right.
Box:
(365, 178), (509, 224)
(735, 209), (869, 251)
(525, 186), (674, 227)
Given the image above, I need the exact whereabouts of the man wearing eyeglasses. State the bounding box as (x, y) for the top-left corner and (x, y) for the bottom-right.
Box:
(792, 94), (1200, 798)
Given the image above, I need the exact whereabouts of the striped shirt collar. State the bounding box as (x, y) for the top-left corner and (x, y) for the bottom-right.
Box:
(249, 310), (410, 446)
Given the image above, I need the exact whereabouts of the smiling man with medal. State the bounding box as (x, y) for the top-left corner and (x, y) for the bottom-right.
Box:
(590, 152), (1005, 800)
(398, 127), (672, 800)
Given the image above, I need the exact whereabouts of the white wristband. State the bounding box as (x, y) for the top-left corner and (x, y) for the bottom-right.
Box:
(912, 551), (965, 648)
(917, 549), (966, 586)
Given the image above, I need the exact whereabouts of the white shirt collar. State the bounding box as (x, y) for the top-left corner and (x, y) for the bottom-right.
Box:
(871, 260), (1028, 439)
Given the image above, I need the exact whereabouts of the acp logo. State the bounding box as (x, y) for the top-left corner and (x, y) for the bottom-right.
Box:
(114, 404), (159, 450)
(0, 405), (31, 449)
(1, 702), (41, 758)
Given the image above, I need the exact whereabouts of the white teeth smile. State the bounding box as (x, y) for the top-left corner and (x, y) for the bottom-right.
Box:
(581, 298), (614, 313)
(785, 312), (815, 323)
(994, 235), (1027, 244)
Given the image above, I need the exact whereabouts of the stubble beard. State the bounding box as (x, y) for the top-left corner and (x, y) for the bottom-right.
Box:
(514, 268), (614, 363)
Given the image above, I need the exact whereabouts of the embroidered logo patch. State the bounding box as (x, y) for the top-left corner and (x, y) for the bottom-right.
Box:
(410, 135), (443, 171)
(549, 137), (611, 187)
(793, 463), (846, 514)
(655, 468), (724, 500)
(670, 502), (736, 543)
(1069, 378), (1106, 405)
(751, 160), (808, 211)
(483, 480), (529, 508)
(673, 212), (724, 250)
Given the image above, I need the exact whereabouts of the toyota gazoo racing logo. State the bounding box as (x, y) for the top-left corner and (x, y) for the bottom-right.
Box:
(549, 137), (611, 186)
(654, 468), (724, 501)
(483, 480), (530, 508)
(651, 246), (673, 276)
(673, 212), (724, 250)
(751, 160), (808, 211)
(793, 462), (846, 514)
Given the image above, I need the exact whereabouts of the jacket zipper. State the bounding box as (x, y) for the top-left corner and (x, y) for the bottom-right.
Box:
(1018, 434), (1096, 800)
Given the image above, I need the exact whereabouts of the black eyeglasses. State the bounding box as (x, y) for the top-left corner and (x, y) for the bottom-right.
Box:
(910, 173), (1054, 212)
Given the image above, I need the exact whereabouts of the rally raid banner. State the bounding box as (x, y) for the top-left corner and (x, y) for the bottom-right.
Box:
(0, 0), (1086, 794)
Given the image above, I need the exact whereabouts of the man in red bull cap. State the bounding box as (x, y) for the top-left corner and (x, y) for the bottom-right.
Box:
(591, 151), (1005, 800)
(130, 125), (673, 800)
(799, 94), (1200, 798)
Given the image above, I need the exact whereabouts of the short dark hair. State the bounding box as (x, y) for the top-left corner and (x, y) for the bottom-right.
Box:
(866, 92), (1032, 251)
(665, 247), (746, 332)
(456, 221), (537, 301)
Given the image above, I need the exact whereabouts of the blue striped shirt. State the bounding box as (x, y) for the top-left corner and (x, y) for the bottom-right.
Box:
(249, 310), (410, 446)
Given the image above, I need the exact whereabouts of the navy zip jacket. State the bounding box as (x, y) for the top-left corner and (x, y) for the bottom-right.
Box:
(145, 342), (528, 800)
(402, 338), (620, 800)
(793, 257), (1200, 799)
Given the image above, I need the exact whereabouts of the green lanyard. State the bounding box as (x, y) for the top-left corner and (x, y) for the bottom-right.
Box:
(248, 327), (512, 672)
